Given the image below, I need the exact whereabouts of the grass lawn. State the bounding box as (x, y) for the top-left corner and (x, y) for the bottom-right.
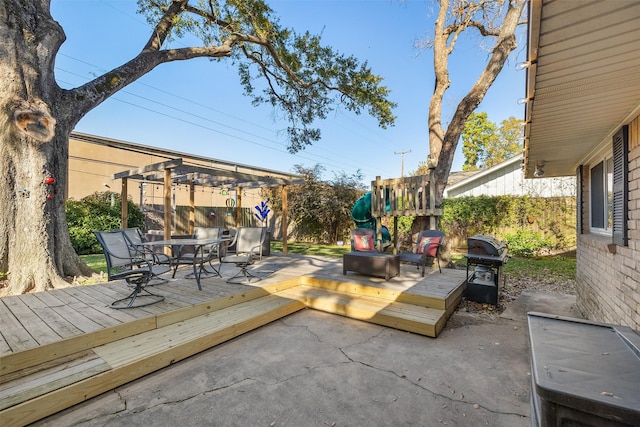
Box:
(80, 254), (109, 273)
(449, 250), (576, 282)
(82, 242), (575, 283)
(269, 241), (351, 258)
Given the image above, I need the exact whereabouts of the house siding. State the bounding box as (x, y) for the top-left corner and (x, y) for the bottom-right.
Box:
(444, 155), (575, 198)
(576, 116), (640, 330)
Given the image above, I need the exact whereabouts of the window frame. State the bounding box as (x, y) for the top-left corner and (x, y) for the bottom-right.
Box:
(585, 125), (629, 245)
(589, 156), (613, 235)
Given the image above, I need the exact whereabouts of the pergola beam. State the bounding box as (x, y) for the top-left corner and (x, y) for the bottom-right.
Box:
(112, 159), (183, 180)
(114, 160), (301, 189)
(163, 168), (172, 241)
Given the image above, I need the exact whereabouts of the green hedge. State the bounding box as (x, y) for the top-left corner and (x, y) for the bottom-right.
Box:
(66, 191), (143, 255)
(440, 195), (576, 256)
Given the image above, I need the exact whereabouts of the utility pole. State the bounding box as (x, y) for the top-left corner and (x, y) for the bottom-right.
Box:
(394, 149), (411, 178)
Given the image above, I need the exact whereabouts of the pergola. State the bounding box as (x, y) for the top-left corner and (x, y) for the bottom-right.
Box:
(112, 158), (302, 253)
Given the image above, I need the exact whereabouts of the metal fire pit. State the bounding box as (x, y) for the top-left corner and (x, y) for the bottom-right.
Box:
(464, 234), (508, 306)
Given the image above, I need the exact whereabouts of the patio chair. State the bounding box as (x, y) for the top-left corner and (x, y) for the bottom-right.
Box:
(399, 230), (445, 276)
(122, 227), (172, 284)
(219, 227), (266, 283)
(94, 230), (168, 309)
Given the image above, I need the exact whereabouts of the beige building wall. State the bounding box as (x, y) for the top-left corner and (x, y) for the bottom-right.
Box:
(67, 132), (290, 229)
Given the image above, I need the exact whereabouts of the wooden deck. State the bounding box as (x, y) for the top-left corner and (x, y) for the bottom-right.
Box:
(0, 254), (466, 426)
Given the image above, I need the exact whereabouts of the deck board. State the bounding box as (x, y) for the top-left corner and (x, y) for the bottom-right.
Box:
(0, 255), (466, 358)
(2, 297), (61, 347)
(277, 285), (446, 337)
(18, 292), (83, 335)
(93, 295), (302, 368)
(47, 289), (126, 329)
(79, 283), (163, 317)
(62, 286), (140, 323)
(0, 350), (110, 411)
(28, 291), (107, 334)
(0, 300), (39, 353)
(0, 331), (11, 355)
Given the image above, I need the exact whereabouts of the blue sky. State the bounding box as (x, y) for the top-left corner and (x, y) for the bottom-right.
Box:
(51, 0), (527, 185)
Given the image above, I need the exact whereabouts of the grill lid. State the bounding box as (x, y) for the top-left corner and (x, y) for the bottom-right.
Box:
(467, 234), (506, 256)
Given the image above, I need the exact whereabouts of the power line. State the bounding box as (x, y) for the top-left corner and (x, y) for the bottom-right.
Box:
(56, 65), (384, 179)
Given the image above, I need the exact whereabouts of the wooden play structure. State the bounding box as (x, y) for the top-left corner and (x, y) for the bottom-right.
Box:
(369, 173), (443, 251)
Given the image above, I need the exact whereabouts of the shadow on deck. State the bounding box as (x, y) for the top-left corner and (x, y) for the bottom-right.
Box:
(0, 253), (466, 426)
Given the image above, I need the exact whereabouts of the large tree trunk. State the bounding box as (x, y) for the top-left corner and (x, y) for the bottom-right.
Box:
(0, 1), (91, 296)
(428, 0), (526, 207)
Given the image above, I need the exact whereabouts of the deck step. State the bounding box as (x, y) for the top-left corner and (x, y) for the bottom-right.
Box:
(0, 350), (110, 412)
(0, 294), (305, 427)
(276, 285), (447, 338)
(298, 274), (466, 311)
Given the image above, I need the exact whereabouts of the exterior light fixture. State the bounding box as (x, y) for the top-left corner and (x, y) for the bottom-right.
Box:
(533, 161), (545, 177)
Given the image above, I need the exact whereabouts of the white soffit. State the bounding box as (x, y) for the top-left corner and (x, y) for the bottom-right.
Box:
(523, 0), (640, 178)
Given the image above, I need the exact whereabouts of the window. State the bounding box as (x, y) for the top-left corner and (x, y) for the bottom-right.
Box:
(590, 158), (613, 232)
(588, 125), (628, 245)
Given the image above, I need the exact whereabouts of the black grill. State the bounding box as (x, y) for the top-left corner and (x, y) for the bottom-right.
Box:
(464, 235), (508, 306)
(468, 234), (506, 256)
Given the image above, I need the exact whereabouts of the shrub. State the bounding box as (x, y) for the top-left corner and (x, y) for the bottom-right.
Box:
(440, 195), (575, 250)
(502, 229), (554, 257)
(65, 191), (143, 254)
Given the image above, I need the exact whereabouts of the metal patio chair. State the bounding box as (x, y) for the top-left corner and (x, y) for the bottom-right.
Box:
(122, 227), (173, 284)
(219, 227), (266, 284)
(171, 226), (227, 279)
(94, 230), (168, 308)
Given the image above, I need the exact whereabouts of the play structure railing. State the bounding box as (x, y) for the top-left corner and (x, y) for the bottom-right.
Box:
(371, 175), (442, 218)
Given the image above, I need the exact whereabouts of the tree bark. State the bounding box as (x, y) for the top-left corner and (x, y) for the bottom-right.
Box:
(1, 0), (92, 295)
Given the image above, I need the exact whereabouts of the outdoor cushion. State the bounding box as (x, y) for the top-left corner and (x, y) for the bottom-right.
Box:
(417, 236), (441, 257)
(353, 234), (375, 251)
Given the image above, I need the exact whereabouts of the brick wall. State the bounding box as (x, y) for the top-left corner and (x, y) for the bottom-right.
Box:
(576, 116), (640, 331)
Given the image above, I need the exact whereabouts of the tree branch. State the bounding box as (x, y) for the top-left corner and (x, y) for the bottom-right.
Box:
(183, 3), (234, 31)
(63, 42), (234, 121)
(143, 0), (189, 52)
(429, 0), (526, 205)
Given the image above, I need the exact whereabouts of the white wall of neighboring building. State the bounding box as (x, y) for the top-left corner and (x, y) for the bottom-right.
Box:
(444, 155), (576, 198)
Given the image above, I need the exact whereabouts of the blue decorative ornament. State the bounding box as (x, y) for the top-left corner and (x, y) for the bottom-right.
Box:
(254, 198), (271, 224)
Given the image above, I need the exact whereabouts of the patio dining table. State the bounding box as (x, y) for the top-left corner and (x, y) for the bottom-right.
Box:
(142, 238), (229, 290)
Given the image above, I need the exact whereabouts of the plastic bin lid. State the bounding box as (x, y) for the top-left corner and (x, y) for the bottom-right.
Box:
(527, 312), (640, 424)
